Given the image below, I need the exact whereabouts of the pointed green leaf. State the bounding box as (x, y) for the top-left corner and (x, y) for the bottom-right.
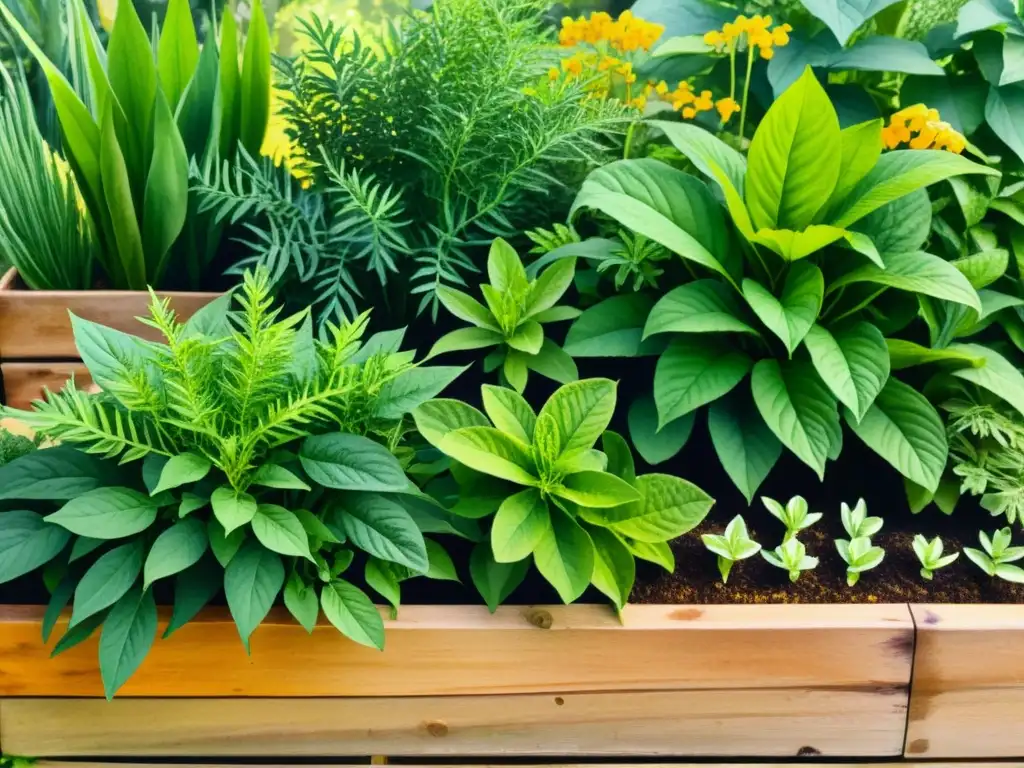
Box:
(224, 540), (284, 652)
(0, 511), (71, 584)
(157, 0), (200, 108)
(99, 586), (157, 698)
(491, 488), (550, 563)
(152, 452), (211, 496)
(742, 263), (824, 354)
(321, 580), (385, 650)
(46, 487), (159, 539)
(533, 505), (594, 604)
(210, 487), (257, 534)
(708, 392), (783, 503)
(644, 280), (758, 338)
(239, 0), (270, 155)
(830, 250), (982, 311)
(628, 393), (695, 465)
(803, 322), (890, 421)
(585, 524), (635, 611)
(470, 543), (530, 612)
(252, 504), (315, 562)
(654, 338), (752, 426)
(143, 517), (208, 589)
(70, 540), (144, 627)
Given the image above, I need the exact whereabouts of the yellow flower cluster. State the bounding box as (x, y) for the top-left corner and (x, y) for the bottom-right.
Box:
(704, 14), (792, 60)
(882, 104), (966, 154)
(551, 53), (646, 107)
(641, 79), (741, 124)
(558, 10), (664, 53)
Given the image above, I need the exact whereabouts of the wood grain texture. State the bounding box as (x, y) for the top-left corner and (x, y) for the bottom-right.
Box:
(1, 362), (92, 408)
(0, 604), (914, 697)
(0, 268), (219, 359)
(0, 688), (909, 757)
(906, 604), (1024, 758)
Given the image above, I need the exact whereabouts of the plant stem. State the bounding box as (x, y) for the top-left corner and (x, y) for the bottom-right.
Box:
(623, 121), (637, 159)
(729, 41), (737, 99)
(738, 45), (754, 142)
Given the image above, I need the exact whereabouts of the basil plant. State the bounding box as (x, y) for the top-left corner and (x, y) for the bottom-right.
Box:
(414, 379), (714, 610)
(0, 269), (466, 698)
(563, 65), (1005, 504)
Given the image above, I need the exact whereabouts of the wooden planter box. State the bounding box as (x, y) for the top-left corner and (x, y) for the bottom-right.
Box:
(0, 268), (219, 409)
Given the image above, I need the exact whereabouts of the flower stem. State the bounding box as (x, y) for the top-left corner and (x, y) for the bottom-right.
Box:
(623, 121), (637, 159)
(738, 45), (754, 142)
(729, 41), (737, 99)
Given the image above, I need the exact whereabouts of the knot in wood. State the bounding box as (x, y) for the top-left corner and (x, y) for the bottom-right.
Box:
(425, 720), (449, 738)
(526, 608), (553, 628)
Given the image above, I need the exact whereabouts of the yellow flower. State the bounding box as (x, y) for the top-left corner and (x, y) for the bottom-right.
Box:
(716, 96), (741, 123)
(883, 103), (965, 154)
(705, 29), (726, 46)
(629, 95), (648, 110)
(760, 45), (775, 59)
(548, 67), (559, 81)
(772, 23), (793, 46)
(655, 80), (669, 96)
(562, 55), (585, 77)
(598, 55), (621, 71)
(682, 106), (697, 119)
(694, 89), (714, 111)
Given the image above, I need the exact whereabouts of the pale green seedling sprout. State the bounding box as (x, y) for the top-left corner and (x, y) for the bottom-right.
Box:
(840, 499), (883, 538)
(701, 515), (761, 583)
(762, 495), (822, 541)
(964, 527), (1024, 583)
(836, 536), (885, 586)
(761, 537), (818, 582)
(912, 535), (959, 581)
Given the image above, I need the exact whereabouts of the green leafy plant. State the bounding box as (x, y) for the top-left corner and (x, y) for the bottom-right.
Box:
(762, 494), (821, 541)
(913, 534), (959, 580)
(427, 238), (581, 392)
(413, 379), (714, 609)
(840, 498), (883, 538)
(0, 0), (271, 289)
(563, 66), (1002, 502)
(761, 536), (818, 582)
(701, 514), (761, 583)
(964, 526), (1024, 582)
(0, 268), (466, 697)
(0, 425), (37, 466)
(835, 536), (885, 586)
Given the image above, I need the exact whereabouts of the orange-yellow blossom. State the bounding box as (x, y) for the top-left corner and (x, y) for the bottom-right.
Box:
(883, 103), (965, 154)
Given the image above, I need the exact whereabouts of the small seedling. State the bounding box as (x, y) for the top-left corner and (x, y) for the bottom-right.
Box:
(912, 535), (959, 580)
(964, 527), (1024, 583)
(762, 495), (822, 541)
(761, 537), (818, 582)
(840, 498), (883, 538)
(836, 536), (885, 586)
(701, 515), (761, 583)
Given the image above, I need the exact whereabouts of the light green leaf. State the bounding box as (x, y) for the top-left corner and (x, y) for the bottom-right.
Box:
(654, 338), (752, 426)
(143, 517), (208, 589)
(99, 103), (146, 289)
(436, 286), (499, 330)
(628, 394), (695, 465)
(299, 433), (409, 492)
(152, 453), (211, 496)
(481, 385), (536, 444)
(46, 487), (159, 539)
(852, 189), (932, 255)
(224, 540), (284, 652)
(491, 488), (550, 563)
(526, 258), (576, 317)
(537, 378), (618, 455)
(210, 487), (257, 535)
(742, 262), (824, 354)
(644, 280), (758, 338)
(425, 539), (460, 582)
(803, 322), (890, 421)
(283, 573), (319, 633)
(751, 359), (840, 478)
(585, 524), (636, 611)
(746, 68), (841, 231)
(596, 474), (715, 543)
(827, 118), (884, 210)
(0, 447), (126, 501)
(845, 377), (947, 492)
(157, 0), (200, 108)
(321, 580), (385, 650)
(70, 540), (143, 628)
(953, 249), (1009, 289)
(252, 505), (314, 562)
(99, 586), (157, 699)
(708, 392), (783, 504)
(439, 427), (537, 485)
(533, 504), (594, 604)
(142, 88), (189, 281)
(470, 543), (530, 612)
(830, 250), (982, 311)
(0, 511), (72, 585)
(504, 349), (529, 392)
(751, 225), (849, 261)
(239, 0), (270, 155)
(508, 320), (544, 354)
(986, 86), (1024, 163)
(364, 559), (401, 616)
(622, 536), (675, 571)
(886, 338), (985, 369)
(337, 493), (428, 572)
(426, 327), (503, 359)
(564, 294), (661, 357)
(555, 471), (642, 508)
(374, 365), (467, 420)
(412, 399), (489, 448)
(251, 464), (311, 491)
(488, 237), (529, 293)
(646, 119), (747, 196)
(602, 430), (637, 484)
(949, 343), (1024, 418)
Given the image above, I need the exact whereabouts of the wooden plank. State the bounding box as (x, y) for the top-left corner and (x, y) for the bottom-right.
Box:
(0, 604), (914, 698)
(0, 688), (909, 757)
(906, 604), (1024, 758)
(1, 362), (92, 408)
(0, 268), (219, 359)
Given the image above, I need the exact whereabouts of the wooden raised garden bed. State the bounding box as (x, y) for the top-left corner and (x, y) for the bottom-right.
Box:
(0, 268), (219, 409)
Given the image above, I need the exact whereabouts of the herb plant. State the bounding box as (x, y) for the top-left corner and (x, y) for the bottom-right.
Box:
(427, 239), (580, 392)
(964, 527), (1024, 583)
(761, 537), (818, 582)
(841, 499), (883, 539)
(701, 515), (761, 583)
(0, 268), (466, 697)
(835, 537), (885, 587)
(913, 534), (959, 580)
(414, 380), (714, 609)
(762, 495), (821, 541)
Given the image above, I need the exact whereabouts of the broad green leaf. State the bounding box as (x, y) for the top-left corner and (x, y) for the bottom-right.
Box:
(374, 365), (467, 420)
(42, 573), (76, 644)
(949, 343), (1024, 418)
(644, 280), (758, 337)
(654, 338), (752, 426)
(364, 558), (401, 615)
(800, 0), (903, 45)
(571, 158), (734, 282)
(412, 399), (489, 447)
(508, 320), (544, 354)
(746, 68), (841, 231)
(602, 430), (637, 483)
(239, 0), (270, 155)
(845, 377), (947, 492)
(163, 555), (221, 638)
(224, 540), (284, 652)
(294, 509), (341, 545)
(427, 327), (502, 359)
(52, 612), (107, 657)
(481, 385), (536, 444)
(585, 524), (636, 612)
(210, 487), (257, 535)
(436, 286), (499, 330)
(70, 536), (105, 562)
(152, 452), (211, 496)
(646, 119), (747, 195)
(46, 487), (158, 539)
(628, 393), (695, 465)
(853, 189), (932, 255)
(142, 88), (189, 281)
(564, 294), (661, 357)
(491, 488), (550, 563)
(742, 262), (824, 354)
(218, 5), (241, 156)
(751, 359), (840, 478)
(99, 586), (157, 698)
(0, 446), (125, 501)
(425, 539), (460, 582)
(321, 580), (385, 650)
(337, 493), (429, 572)
(708, 392), (783, 503)
(504, 350), (529, 392)
(439, 427), (537, 485)
(70, 540), (144, 627)
(526, 340), (580, 385)
(953, 249), (1009, 289)
(156, 0), (199, 108)
(69, 312), (158, 397)
(886, 338), (985, 369)
(251, 464), (310, 491)
(207, 518), (245, 567)
(143, 517), (208, 589)
(284, 573), (319, 633)
(827, 119), (884, 210)
(986, 86), (1024, 163)
(99, 103), (146, 289)
(555, 471), (642, 508)
(533, 504), (594, 604)
(902, 73), (987, 136)
(537, 378), (618, 455)
(526, 258), (576, 317)
(0, 511), (71, 584)
(803, 322), (890, 421)
(622, 537), (676, 572)
(827, 37), (945, 77)
(957, 0), (1024, 38)
(252, 505), (315, 562)
(830, 250), (982, 311)
(488, 238), (529, 293)
(469, 543), (530, 612)
(593, 473), (714, 543)
(830, 149), (999, 228)
(751, 225), (849, 261)
(299, 433), (409, 491)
